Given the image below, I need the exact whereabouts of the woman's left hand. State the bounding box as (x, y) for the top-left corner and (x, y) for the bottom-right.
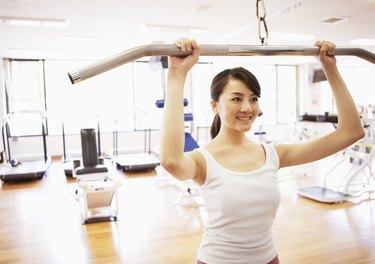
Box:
(169, 37), (200, 75)
(315, 40), (336, 68)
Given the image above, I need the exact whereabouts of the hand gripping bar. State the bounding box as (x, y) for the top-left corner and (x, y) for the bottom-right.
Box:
(68, 44), (375, 84)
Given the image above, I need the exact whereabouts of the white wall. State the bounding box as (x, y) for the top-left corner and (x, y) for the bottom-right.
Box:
(0, 59), (4, 152)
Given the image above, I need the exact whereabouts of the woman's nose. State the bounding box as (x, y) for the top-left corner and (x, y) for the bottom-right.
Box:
(241, 101), (252, 112)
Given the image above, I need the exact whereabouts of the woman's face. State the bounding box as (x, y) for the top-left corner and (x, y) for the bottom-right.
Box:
(211, 78), (260, 133)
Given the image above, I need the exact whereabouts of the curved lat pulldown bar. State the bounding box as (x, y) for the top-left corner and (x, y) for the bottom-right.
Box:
(68, 44), (375, 84)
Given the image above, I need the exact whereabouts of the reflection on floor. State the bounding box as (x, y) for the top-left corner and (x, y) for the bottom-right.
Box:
(1, 155), (375, 264)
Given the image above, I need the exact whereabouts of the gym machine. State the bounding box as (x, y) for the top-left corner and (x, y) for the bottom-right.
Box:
(112, 118), (160, 172)
(0, 111), (51, 182)
(69, 128), (119, 224)
(298, 115), (375, 203)
(61, 121), (105, 177)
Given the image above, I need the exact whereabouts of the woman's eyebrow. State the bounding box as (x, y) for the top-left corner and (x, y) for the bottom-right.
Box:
(230, 92), (243, 96)
(230, 92), (256, 96)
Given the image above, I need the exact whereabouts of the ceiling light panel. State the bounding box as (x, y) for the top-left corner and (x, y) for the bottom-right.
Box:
(0, 16), (69, 28)
(9, 18), (40, 27)
(350, 39), (375, 46)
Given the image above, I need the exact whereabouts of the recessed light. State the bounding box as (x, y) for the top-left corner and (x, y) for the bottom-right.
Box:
(195, 5), (212, 12)
(9, 48), (63, 53)
(62, 36), (132, 42)
(9, 18), (40, 27)
(0, 16), (69, 28)
(321, 17), (349, 25)
(350, 39), (375, 46)
(41, 20), (69, 28)
(140, 23), (207, 34)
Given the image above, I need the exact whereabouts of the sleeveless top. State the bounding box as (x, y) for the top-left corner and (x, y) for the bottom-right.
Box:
(196, 144), (281, 264)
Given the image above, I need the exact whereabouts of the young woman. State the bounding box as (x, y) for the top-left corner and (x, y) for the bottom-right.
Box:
(160, 38), (364, 264)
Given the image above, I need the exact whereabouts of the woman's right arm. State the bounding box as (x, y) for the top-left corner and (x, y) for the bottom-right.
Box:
(160, 38), (201, 181)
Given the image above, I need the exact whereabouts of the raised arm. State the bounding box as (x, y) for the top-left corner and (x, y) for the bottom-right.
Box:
(276, 40), (365, 168)
(160, 38), (201, 180)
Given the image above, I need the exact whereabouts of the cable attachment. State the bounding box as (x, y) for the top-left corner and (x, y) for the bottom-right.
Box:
(256, 0), (269, 45)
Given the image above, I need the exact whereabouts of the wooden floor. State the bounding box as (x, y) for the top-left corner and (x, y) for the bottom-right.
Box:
(1, 156), (375, 264)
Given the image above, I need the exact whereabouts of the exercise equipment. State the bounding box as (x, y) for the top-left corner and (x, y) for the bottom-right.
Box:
(72, 128), (119, 224)
(62, 121), (105, 177)
(298, 116), (375, 203)
(113, 152), (160, 172)
(299, 113), (338, 124)
(74, 129), (108, 175)
(68, 44), (375, 84)
(155, 98), (188, 108)
(0, 111), (51, 182)
(112, 118), (160, 172)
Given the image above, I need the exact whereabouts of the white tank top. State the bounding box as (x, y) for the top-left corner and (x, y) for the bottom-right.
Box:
(196, 144), (281, 264)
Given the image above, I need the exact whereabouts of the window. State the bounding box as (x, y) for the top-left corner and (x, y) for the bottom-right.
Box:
(132, 61), (167, 130)
(4, 59), (45, 136)
(277, 66), (297, 123)
(4, 58), (300, 139)
(44, 60), (134, 135)
(191, 63), (214, 127)
(339, 66), (375, 108)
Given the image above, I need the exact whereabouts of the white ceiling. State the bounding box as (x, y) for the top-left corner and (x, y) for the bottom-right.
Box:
(1, 0), (375, 65)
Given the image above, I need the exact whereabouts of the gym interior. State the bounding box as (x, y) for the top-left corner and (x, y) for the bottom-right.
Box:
(1, 1), (375, 263)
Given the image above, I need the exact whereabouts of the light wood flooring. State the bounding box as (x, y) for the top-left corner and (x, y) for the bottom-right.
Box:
(1, 156), (375, 264)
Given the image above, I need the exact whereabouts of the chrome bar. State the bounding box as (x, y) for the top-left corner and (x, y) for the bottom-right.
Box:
(68, 44), (375, 84)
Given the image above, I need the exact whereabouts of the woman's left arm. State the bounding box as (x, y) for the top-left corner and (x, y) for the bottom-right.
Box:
(276, 40), (365, 168)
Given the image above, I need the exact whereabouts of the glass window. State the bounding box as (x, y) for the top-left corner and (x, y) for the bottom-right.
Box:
(277, 66), (297, 123)
(339, 66), (375, 108)
(132, 60), (168, 130)
(44, 60), (134, 135)
(4, 59), (45, 136)
(191, 63), (214, 127)
(4, 57), (301, 139)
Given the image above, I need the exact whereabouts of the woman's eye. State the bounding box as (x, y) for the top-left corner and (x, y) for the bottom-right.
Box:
(251, 97), (259, 103)
(232, 97), (241, 102)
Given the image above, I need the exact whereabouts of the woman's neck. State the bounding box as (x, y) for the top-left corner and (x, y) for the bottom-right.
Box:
(213, 129), (251, 146)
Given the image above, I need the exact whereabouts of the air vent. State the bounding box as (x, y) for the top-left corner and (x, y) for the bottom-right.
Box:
(195, 5), (212, 12)
(321, 17), (349, 24)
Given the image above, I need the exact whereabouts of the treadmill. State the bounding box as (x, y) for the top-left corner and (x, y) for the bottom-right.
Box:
(297, 186), (351, 203)
(112, 126), (160, 172)
(0, 111), (51, 182)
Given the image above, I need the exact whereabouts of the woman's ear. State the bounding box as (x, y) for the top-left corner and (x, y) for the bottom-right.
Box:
(211, 100), (219, 114)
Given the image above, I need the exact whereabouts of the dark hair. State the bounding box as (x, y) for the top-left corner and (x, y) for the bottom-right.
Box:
(210, 67), (261, 139)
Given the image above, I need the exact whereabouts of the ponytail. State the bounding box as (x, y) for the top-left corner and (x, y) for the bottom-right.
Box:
(210, 114), (221, 139)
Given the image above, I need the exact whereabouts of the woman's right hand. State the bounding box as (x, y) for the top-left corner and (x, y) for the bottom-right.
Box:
(168, 37), (201, 75)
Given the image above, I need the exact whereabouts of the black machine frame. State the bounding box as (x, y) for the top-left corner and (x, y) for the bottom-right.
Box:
(0, 112), (51, 182)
